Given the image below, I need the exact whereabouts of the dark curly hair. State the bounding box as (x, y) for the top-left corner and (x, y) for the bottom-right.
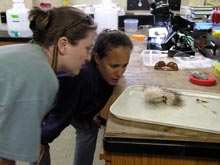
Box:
(92, 29), (133, 63)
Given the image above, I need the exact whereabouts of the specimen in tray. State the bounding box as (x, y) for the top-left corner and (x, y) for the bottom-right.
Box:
(144, 85), (184, 107)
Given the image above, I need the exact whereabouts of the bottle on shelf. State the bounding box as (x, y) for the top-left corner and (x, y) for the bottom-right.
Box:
(211, 7), (220, 25)
(6, 0), (32, 38)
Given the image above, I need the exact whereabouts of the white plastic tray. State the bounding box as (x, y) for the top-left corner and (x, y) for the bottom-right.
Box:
(110, 85), (220, 134)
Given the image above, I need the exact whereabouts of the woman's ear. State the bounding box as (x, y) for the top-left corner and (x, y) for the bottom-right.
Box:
(57, 37), (68, 55)
(94, 52), (101, 64)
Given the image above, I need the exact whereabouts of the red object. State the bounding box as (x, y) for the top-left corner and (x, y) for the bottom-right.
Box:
(40, 3), (51, 9)
(211, 7), (220, 25)
(189, 74), (216, 86)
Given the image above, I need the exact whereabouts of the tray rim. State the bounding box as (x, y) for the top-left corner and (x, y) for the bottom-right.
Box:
(110, 85), (220, 134)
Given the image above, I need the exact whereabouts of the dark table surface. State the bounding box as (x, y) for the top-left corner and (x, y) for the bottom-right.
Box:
(0, 30), (32, 42)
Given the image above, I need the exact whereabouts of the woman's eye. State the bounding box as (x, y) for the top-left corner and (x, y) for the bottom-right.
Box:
(86, 47), (92, 52)
(110, 65), (118, 69)
(123, 64), (128, 68)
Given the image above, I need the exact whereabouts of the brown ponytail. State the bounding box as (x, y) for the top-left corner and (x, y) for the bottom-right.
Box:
(28, 6), (97, 71)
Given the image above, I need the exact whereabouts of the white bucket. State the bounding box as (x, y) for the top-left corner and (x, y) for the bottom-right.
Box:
(6, 2), (32, 38)
(94, 0), (118, 34)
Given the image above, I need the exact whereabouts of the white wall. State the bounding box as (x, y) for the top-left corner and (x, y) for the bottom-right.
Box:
(0, 0), (32, 12)
(1, 0), (219, 12)
(0, 0), (125, 12)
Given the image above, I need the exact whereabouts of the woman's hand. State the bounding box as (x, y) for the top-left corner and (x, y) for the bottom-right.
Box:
(92, 114), (106, 128)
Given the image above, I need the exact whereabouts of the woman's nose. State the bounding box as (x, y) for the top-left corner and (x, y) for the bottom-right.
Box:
(115, 68), (125, 77)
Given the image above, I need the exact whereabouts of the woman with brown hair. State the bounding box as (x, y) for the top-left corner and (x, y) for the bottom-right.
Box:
(0, 6), (96, 165)
(38, 29), (133, 165)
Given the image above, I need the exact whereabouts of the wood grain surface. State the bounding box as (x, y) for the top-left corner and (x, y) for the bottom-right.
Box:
(105, 52), (220, 143)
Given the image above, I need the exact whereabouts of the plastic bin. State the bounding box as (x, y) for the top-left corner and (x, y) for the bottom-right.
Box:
(124, 19), (138, 32)
(141, 50), (161, 66)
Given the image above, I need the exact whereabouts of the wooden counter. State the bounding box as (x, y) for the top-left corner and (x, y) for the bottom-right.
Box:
(100, 51), (220, 165)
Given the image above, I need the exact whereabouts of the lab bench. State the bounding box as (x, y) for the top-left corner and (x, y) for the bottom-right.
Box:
(0, 30), (32, 46)
(1, 26), (220, 165)
(99, 43), (220, 165)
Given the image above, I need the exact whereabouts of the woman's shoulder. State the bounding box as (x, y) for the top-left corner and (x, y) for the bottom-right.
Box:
(57, 62), (96, 85)
(74, 62), (96, 81)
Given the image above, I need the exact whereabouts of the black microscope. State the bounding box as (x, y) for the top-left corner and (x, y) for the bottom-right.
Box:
(147, 0), (196, 57)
